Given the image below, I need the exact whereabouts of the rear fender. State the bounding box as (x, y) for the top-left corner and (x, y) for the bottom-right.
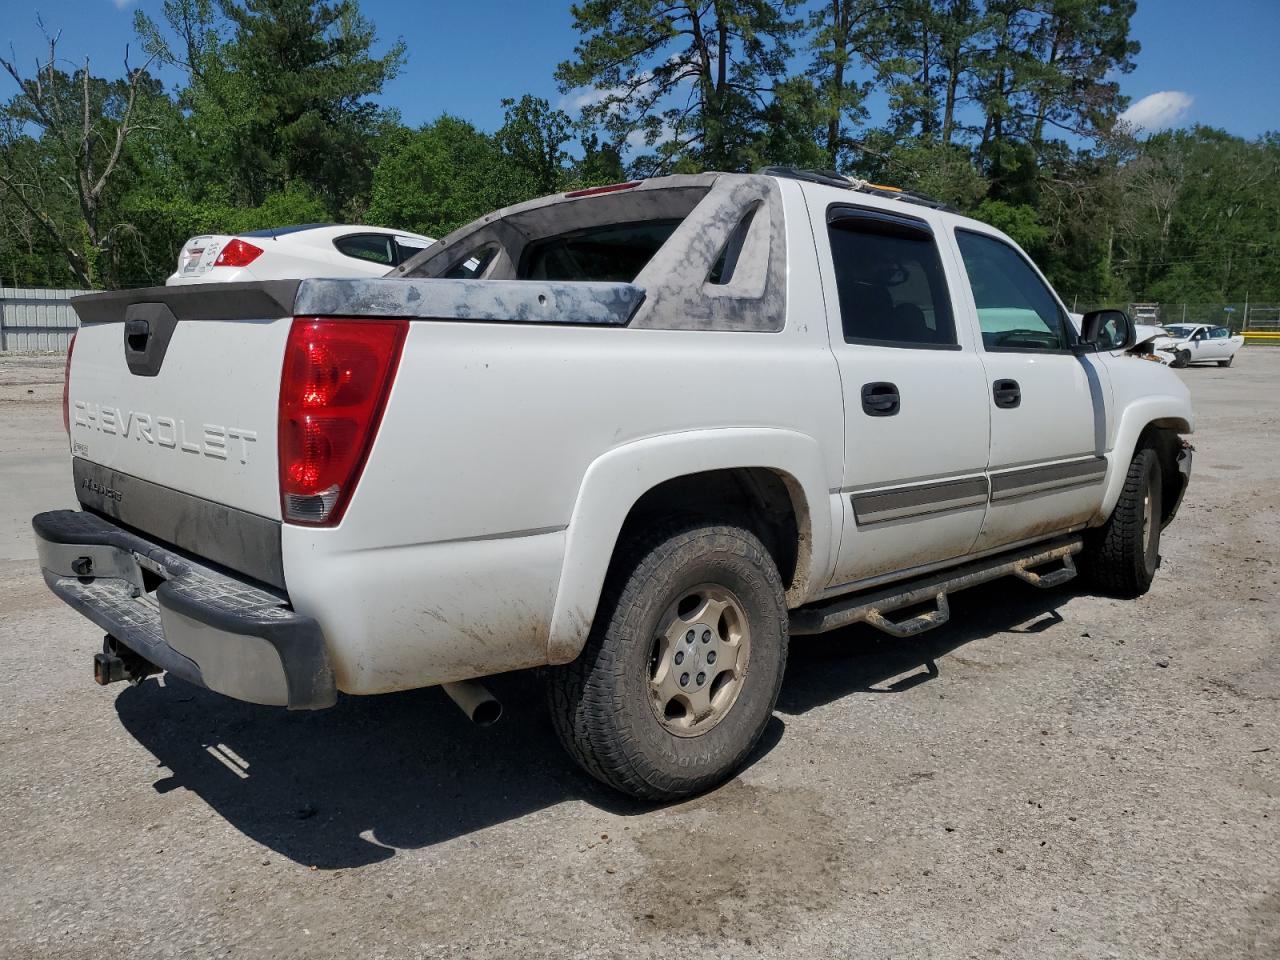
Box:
(546, 428), (833, 664)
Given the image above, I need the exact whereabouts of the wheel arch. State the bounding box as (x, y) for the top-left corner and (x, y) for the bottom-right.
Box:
(546, 428), (834, 664)
(1096, 401), (1193, 525)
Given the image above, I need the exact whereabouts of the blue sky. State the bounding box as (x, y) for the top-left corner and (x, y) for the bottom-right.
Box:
(4, 0), (1278, 143)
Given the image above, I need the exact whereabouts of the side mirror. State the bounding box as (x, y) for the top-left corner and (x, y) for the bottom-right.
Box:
(1078, 309), (1134, 352)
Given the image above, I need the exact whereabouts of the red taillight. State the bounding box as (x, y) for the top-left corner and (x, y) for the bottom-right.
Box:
(214, 238), (264, 268)
(62, 332), (77, 435)
(564, 180), (642, 198)
(278, 318), (406, 526)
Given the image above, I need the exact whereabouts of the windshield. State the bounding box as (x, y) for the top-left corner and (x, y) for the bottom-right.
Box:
(1163, 325), (1196, 337)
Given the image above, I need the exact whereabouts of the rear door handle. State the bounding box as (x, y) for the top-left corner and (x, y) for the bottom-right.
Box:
(861, 381), (900, 417)
(993, 379), (1021, 409)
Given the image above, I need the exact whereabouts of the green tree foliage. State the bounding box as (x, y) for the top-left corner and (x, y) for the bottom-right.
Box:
(555, 0), (802, 174)
(805, 0), (875, 167)
(136, 0), (404, 216)
(367, 116), (534, 237)
(569, 133), (627, 188)
(496, 95), (573, 194)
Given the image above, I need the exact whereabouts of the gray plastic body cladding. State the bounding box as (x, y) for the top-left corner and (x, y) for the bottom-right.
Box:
(852, 477), (990, 525)
(395, 172), (785, 333)
(395, 173), (719, 280)
(122, 302), (179, 376)
(630, 175), (787, 332)
(990, 458), (1107, 501)
(293, 278), (645, 325)
(74, 458), (285, 590)
(32, 509), (335, 709)
(72, 281), (301, 325)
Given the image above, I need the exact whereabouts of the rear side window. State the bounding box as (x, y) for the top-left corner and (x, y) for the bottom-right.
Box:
(827, 210), (957, 348)
(956, 230), (1068, 351)
(335, 233), (396, 266)
(1210, 326), (1230, 339)
(520, 219), (684, 282)
(394, 238), (430, 264)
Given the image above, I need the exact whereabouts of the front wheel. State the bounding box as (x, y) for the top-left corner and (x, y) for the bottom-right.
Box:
(1082, 447), (1163, 598)
(1172, 349), (1191, 368)
(546, 519), (788, 800)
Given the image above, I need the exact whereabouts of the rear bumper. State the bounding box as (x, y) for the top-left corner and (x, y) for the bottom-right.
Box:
(32, 509), (335, 710)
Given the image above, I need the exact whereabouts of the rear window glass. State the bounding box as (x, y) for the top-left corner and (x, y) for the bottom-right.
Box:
(443, 245), (499, 279)
(335, 233), (396, 266)
(519, 219), (683, 282)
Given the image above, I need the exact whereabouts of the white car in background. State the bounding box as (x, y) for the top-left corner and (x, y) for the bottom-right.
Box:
(166, 224), (434, 285)
(1153, 323), (1245, 368)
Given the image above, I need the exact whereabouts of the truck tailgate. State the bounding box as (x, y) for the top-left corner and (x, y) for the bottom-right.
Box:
(68, 282), (296, 523)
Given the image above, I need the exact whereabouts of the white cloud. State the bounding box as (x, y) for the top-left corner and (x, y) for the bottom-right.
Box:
(560, 55), (697, 116)
(559, 86), (624, 114)
(112, 0), (137, 9)
(1119, 91), (1194, 132)
(625, 120), (678, 153)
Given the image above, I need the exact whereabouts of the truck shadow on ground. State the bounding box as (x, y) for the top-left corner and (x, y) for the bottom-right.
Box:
(778, 577), (1077, 715)
(114, 577), (1076, 870)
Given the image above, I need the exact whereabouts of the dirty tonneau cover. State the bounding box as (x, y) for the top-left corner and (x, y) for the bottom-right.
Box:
(71, 278), (647, 327)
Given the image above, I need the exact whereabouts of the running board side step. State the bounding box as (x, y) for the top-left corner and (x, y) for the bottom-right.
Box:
(790, 536), (1083, 639)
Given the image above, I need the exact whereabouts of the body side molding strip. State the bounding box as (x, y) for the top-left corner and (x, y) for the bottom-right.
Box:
(990, 457), (1107, 502)
(851, 476), (990, 526)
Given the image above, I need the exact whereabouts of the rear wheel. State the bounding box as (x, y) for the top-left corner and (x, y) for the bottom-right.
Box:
(1218, 356), (1233, 368)
(546, 519), (787, 800)
(1082, 447), (1162, 598)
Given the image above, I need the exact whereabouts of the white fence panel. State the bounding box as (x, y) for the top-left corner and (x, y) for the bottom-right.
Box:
(0, 286), (94, 352)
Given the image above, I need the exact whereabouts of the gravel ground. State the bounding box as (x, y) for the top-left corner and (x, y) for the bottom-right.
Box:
(0, 349), (1276, 960)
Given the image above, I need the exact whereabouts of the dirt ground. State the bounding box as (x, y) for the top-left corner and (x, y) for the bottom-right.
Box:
(1, 349), (1276, 960)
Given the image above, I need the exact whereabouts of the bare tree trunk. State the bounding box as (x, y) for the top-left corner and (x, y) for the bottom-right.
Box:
(0, 32), (154, 288)
(825, 0), (847, 166)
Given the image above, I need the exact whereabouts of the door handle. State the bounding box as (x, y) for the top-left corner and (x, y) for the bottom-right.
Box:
(861, 381), (900, 417)
(124, 318), (150, 353)
(993, 379), (1021, 409)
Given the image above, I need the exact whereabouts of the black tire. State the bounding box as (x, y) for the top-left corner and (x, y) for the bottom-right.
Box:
(1218, 356), (1233, 368)
(1082, 447), (1162, 598)
(1172, 349), (1190, 368)
(546, 519), (788, 800)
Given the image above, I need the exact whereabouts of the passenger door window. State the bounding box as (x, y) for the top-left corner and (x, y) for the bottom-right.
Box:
(955, 230), (1070, 352)
(827, 209), (957, 348)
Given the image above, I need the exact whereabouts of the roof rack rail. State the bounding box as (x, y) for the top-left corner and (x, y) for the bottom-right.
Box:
(757, 166), (955, 212)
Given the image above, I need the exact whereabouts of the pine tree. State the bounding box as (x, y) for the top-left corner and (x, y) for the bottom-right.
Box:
(556, 0), (801, 173)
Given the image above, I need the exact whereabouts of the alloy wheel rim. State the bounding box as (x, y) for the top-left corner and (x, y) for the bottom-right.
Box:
(647, 584), (751, 737)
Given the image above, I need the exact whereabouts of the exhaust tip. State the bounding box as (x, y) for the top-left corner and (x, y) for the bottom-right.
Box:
(441, 680), (503, 727)
(471, 698), (503, 727)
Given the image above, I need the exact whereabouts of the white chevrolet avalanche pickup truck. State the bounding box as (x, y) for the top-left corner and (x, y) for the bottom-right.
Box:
(34, 169), (1193, 800)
